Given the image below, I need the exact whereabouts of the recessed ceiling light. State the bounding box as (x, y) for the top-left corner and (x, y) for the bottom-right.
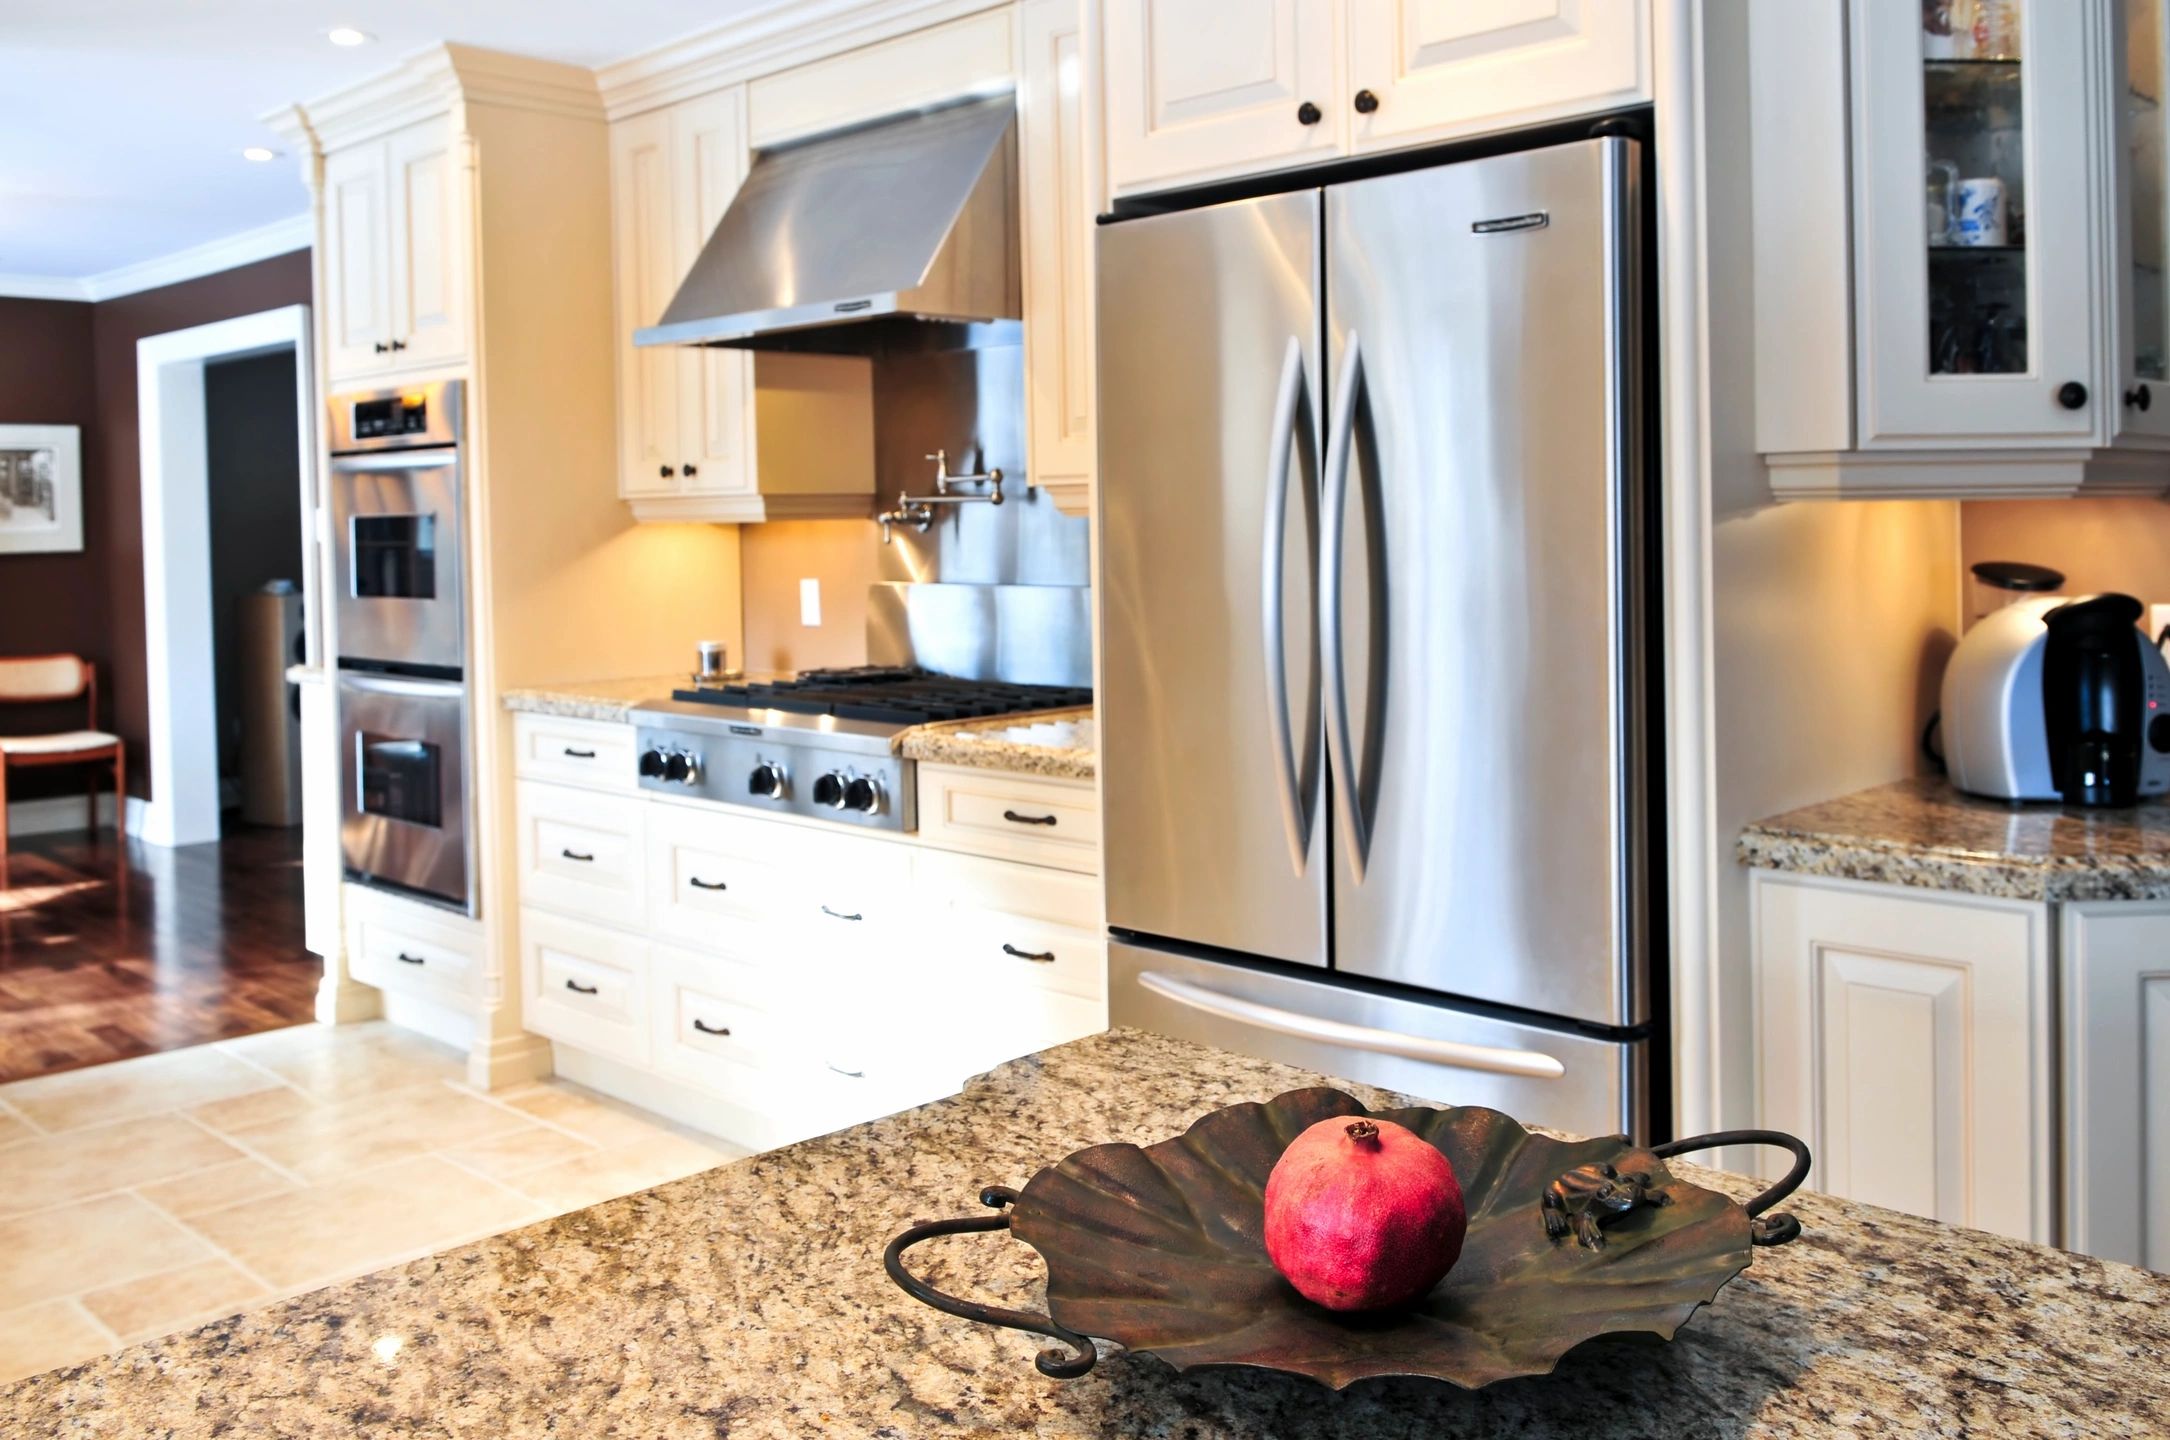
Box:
(326, 26), (374, 46)
(242, 146), (280, 163)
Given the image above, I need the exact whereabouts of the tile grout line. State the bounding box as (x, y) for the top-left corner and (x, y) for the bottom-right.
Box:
(172, 1106), (319, 1192)
(0, 1095), (49, 1141)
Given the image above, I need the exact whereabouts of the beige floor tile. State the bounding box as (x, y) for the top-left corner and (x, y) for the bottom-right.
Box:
(136, 1156), (297, 1219)
(0, 1299), (118, 1387)
(220, 1023), (463, 1103)
(495, 1080), (703, 1149)
(0, 1193), (214, 1311)
(218, 1082), (542, 1185)
(0, 1114), (245, 1218)
(438, 1124), (598, 1182)
(187, 1084), (315, 1136)
(507, 1132), (735, 1218)
(0, 1104), (35, 1148)
(0, 1047), (282, 1133)
(186, 1155), (541, 1290)
(80, 1257), (269, 1345)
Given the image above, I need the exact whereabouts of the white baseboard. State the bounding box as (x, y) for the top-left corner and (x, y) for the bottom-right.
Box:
(4, 793), (150, 840)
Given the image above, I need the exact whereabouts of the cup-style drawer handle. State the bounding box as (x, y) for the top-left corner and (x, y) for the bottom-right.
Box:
(561, 848), (595, 863)
(561, 746), (597, 759)
(1002, 943), (1056, 964)
(396, 951), (427, 965)
(692, 1018), (732, 1037)
(689, 876), (728, 891)
(1002, 810), (1058, 827)
(821, 905), (863, 922)
(828, 1063), (865, 1078)
(564, 978), (599, 995)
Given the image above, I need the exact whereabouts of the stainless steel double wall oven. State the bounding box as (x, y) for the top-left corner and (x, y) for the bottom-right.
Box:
(329, 380), (474, 914)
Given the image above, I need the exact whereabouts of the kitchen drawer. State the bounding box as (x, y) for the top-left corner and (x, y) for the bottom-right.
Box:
(645, 802), (807, 947)
(915, 764), (1099, 873)
(917, 848), (1101, 931)
(521, 909), (650, 1065)
(953, 911), (1106, 1003)
(517, 781), (646, 929)
(649, 943), (782, 1102)
(512, 713), (638, 792)
(347, 891), (481, 1011)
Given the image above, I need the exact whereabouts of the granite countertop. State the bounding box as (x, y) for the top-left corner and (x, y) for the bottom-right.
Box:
(503, 679), (1097, 779)
(500, 674), (686, 725)
(1739, 775), (2170, 901)
(12, 1028), (2167, 1438)
(897, 705), (1097, 781)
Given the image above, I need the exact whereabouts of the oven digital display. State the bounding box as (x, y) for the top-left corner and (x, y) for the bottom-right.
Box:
(352, 395), (429, 438)
(358, 733), (443, 828)
(351, 515), (437, 599)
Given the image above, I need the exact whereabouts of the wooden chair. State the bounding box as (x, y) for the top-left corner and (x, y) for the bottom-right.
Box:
(0, 654), (126, 858)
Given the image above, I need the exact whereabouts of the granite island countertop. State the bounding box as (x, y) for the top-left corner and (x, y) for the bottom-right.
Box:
(1738, 775), (2170, 901)
(504, 677), (1097, 779)
(11, 1028), (2167, 1438)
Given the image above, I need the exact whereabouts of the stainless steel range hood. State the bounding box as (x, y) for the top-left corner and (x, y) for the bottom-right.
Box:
(634, 95), (1020, 355)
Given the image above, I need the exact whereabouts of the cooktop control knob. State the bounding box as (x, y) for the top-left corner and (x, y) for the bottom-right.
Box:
(663, 750), (696, 784)
(748, 762), (788, 799)
(843, 776), (882, 814)
(638, 748), (668, 780)
(812, 771), (848, 809)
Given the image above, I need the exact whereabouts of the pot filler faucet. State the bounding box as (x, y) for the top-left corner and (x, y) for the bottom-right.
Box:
(879, 447), (1003, 543)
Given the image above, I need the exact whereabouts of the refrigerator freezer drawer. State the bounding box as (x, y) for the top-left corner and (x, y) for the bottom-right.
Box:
(1110, 940), (1642, 1140)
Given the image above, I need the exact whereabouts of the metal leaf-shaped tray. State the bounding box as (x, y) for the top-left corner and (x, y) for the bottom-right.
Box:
(886, 1087), (1808, 1390)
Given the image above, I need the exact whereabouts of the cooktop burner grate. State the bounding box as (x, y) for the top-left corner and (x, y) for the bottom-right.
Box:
(671, 666), (1092, 727)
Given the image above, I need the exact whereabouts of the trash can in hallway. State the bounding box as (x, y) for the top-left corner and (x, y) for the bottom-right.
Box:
(237, 582), (305, 827)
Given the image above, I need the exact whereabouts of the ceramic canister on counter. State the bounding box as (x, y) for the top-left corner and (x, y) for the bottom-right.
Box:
(1951, 177), (2008, 246)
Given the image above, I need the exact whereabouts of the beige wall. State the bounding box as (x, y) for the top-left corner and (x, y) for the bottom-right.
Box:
(1960, 497), (2170, 620)
(737, 520), (883, 673)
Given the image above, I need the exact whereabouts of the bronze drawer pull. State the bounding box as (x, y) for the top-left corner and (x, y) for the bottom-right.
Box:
(1002, 810), (1058, 827)
(689, 876), (728, 891)
(395, 951), (427, 965)
(821, 905), (863, 922)
(564, 979), (599, 995)
(561, 848), (595, 863)
(1002, 943), (1056, 964)
(562, 746), (597, 759)
(692, 1019), (732, 1037)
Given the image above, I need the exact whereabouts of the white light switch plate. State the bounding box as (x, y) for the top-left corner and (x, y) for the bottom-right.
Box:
(800, 578), (822, 628)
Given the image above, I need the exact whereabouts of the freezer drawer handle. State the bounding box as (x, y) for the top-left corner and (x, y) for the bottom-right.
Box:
(1135, 971), (1567, 1081)
(1002, 809), (1057, 827)
(1002, 943), (1056, 964)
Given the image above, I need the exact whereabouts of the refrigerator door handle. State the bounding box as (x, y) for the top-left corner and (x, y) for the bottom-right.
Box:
(1261, 336), (1313, 875)
(1136, 971), (1568, 1080)
(1319, 330), (1368, 881)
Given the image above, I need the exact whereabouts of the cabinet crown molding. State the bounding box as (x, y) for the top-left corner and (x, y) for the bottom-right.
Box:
(274, 42), (603, 154)
(595, 0), (1006, 122)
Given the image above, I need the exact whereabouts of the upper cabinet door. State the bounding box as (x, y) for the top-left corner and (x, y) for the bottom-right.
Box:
(322, 142), (394, 381)
(611, 108), (683, 499)
(671, 89), (755, 497)
(1020, 0), (1097, 513)
(1854, 0), (2097, 445)
(2116, 0), (2170, 441)
(1344, 0), (1649, 152)
(384, 119), (468, 371)
(1102, 0), (1339, 194)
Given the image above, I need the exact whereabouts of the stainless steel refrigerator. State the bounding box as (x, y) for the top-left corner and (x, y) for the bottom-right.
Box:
(1099, 135), (1656, 1140)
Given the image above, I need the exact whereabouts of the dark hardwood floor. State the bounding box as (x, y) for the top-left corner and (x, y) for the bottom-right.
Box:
(0, 822), (318, 1084)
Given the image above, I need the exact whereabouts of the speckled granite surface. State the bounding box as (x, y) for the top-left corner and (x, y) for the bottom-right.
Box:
(500, 675), (686, 724)
(10, 1029), (2165, 1437)
(899, 705), (1097, 780)
(1739, 775), (2170, 901)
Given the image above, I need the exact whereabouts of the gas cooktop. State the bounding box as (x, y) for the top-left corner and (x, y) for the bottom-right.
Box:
(671, 666), (1092, 728)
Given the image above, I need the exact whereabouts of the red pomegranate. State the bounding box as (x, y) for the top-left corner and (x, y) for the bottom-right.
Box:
(1262, 1116), (1466, 1312)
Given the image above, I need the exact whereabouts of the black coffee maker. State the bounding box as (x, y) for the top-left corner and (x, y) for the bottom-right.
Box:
(2041, 594), (2170, 807)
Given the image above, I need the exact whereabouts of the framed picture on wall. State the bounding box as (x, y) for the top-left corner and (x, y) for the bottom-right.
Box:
(0, 423), (83, 555)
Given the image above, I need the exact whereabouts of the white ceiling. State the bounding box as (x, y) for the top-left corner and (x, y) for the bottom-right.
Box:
(0, 0), (778, 282)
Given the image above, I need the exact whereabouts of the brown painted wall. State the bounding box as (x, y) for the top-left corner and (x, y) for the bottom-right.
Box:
(0, 297), (101, 798)
(1960, 498), (2170, 624)
(87, 250), (312, 798)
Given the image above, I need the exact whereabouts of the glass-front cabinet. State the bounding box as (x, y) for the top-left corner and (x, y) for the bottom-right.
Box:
(1754, 1), (2170, 495)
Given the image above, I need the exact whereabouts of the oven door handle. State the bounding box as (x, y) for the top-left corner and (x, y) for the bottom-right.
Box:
(331, 449), (458, 473)
(1134, 971), (1568, 1080)
(337, 672), (464, 701)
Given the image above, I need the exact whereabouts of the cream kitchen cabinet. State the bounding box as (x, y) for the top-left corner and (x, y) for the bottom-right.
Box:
(1753, 871), (2054, 1245)
(1019, 0), (1098, 515)
(321, 117), (469, 383)
(1099, 0), (1650, 197)
(1752, 0), (2170, 497)
(2060, 901), (2170, 1273)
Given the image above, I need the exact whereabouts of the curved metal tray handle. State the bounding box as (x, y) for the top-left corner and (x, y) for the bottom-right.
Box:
(882, 1186), (1097, 1378)
(1651, 1129), (1812, 1246)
